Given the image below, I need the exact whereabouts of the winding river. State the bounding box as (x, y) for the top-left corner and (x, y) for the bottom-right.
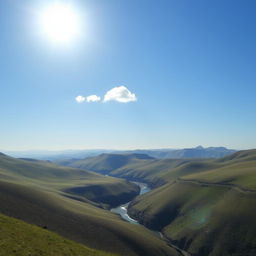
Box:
(110, 181), (191, 256)
(110, 182), (151, 224)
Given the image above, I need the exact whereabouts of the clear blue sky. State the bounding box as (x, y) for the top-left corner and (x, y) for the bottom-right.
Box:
(0, 0), (255, 150)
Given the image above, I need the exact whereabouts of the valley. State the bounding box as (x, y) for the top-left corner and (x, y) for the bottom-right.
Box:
(110, 182), (150, 224)
(1, 149), (256, 256)
(58, 149), (256, 256)
(0, 153), (178, 256)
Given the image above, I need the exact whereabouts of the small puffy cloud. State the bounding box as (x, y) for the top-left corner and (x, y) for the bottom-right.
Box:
(103, 86), (137, 103)
(75, 95), (101, 103)
(86, 95), (101, 102)
(75, 86), (137, 104)
(75, 95), (86, 103)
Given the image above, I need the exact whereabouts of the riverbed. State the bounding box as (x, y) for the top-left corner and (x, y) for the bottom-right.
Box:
(110, 182), (151, 224)
(110, 181), (191, 256)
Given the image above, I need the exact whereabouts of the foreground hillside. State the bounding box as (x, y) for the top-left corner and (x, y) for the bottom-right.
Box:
(128, 150), (256, 256)
(0, 153), (178, 256)
(0, 213), (115, 256)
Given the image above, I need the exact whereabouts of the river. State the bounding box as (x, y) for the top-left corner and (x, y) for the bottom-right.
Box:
(110, 181), (191, 256)
(110, 182), (151, 224)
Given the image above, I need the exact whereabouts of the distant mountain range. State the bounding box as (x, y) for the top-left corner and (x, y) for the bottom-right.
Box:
(3, 149), (113, 161)
(120, 146), (237, 159)
(4, 146), (236, 161)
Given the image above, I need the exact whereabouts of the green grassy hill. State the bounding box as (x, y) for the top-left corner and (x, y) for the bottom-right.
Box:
(59, 153), (204, 187)
(65, 153), (155, 174)
(102, 150), (256, 190)
(0, 212), (115, 256)
(3, 149), (256, 255)
(0, 153), (139, 208)
(0, 179), (178, 256)
(112, 158), (209, 186)
(60, 152), (226, 188)
(0, 153), (96, 181)
(128, 149), (256, 256)
(0, 153), (178, 256)
(181, 149), (256, 191)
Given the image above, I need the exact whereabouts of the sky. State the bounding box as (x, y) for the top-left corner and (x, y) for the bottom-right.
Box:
(0, 0), (256, 151)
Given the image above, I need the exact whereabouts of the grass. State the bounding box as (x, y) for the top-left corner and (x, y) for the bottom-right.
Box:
(0, 153), (178, 256)
(0, 153), (140, 208)
(0, 180), (178, 256)
(106, 150), (256, 192)
(126, 149), (256, 256)
(65, 153), (222, 187)
(129, 181), (256, 256)
(0, 212), (115, 256)
(63, 153), (155, 174)
(63, 179), (140, 208)
(3, 149), (256, 256)
(183, 160), (256, 190)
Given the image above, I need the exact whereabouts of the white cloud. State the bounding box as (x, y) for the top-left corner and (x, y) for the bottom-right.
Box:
(75, 95), (86, 103)
(75, 94), (101, 103)
(86, 95), (101, 102)
(103, 86), (137, 103)
(75, 86), (137, 104)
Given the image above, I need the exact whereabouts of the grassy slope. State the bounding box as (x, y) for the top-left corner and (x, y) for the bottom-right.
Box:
(112, 150), (256, 190)
(64, 153), (222, 187)
(62, 153), (206, 187)
(0, 153), (139, 208)
(128, 150), (256, 256)
(0, 153), (97, 181)
(0, 153), (178, 256)
(0, 180), (177, 256)
(63, 179), (140, 208)
(4, 149), (256, 255)
(67, 153), (155, 174)
(112, 159), (216, 186)
(183, 150), (256, 190)
(0, 212), (115, 256)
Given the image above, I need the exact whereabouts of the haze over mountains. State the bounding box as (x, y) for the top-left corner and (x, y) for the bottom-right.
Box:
(4, 146), (236, 161)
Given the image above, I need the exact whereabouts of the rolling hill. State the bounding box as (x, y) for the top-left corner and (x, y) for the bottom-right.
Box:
(128, 149), (256, 256)
(66, 153), (155, 174)
(2, 149), (255, 255)
(59, 152), (212, 187)
(0, 152), (140, 208)
(51, 149), (256, 255)
(0, 212), (116, 256)
(0, 152), (178, 256)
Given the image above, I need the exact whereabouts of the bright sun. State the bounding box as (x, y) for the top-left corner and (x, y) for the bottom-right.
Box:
(39, 3), (80, 43)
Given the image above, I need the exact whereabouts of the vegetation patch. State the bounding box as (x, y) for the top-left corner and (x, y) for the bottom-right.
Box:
(0, 212), (116, 256)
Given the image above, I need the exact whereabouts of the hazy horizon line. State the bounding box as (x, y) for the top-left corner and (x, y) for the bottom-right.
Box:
(1, 145), (250, 153)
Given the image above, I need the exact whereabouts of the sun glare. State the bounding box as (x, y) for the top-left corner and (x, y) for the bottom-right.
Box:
(39, 3), (80, 44)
